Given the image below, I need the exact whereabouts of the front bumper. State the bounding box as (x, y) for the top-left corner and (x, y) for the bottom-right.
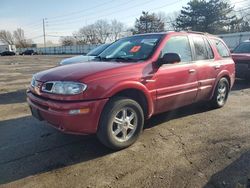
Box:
(27, 91), (108, 135)
(235, 63), (250, 79)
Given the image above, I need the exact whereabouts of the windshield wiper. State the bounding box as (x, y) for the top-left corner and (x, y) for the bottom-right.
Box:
(95, 56), (140, 62)
(94, 56), (107, 61)
(108, 57), (140, 62)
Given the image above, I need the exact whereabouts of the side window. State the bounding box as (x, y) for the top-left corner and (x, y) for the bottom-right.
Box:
(192, 36), (212, 60)
(161, 36), (192, 62)
(204, 38), (214, 59)
(211, 39), (230, 58)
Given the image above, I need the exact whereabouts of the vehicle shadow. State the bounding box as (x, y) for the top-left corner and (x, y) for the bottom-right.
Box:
(0, 116), (112, 185)
(0, 89), (27, 105)
(145, 102), (212, 129)
(204, 151), (250, 188)
(0, 102), (213, 185)
(232, 79), (250, 91)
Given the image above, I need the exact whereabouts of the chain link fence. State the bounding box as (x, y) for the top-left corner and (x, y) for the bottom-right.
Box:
(17, 44), (99, 55)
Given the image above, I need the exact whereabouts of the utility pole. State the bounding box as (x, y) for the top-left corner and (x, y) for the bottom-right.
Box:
(43, 18), (46, 54)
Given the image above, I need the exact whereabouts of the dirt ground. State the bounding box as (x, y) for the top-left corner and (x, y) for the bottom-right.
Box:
(0, 55), (250, 188)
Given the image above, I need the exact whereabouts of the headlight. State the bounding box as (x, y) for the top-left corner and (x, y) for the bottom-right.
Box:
(31, 75), (37, 87)
(41, 81), (87, 95)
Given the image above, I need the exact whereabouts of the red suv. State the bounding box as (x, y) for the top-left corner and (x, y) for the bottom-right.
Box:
(231, 40), (250, 80)
(27, 31), (235, 150)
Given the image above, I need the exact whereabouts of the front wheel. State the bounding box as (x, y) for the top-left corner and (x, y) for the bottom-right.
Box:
(210, 77), (229, 108)
(97, 97), (144, 150)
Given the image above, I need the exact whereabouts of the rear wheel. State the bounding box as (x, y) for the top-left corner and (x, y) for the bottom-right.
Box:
(210, 77), (229, 108)
(97, 97), (144, 150)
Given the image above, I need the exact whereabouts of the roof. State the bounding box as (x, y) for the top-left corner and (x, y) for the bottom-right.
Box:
(133, 30), (214, 36)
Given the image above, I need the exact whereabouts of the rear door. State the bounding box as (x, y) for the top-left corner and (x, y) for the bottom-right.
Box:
(154, 34), (198, 114)
(189, 35), (219, 101)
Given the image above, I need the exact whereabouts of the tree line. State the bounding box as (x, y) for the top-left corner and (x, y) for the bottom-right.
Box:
(0, 0), (249, 47)
(0, 28), (33, 48)
(60, 19), (127, 46)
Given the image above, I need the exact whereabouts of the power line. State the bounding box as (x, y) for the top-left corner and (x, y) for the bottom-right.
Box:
(46, 0), (155, 27)
(118, 0), (184, 23)
(48, 0), (116, 21)
(234, 6), (250, 12)
(22, 0), (250, 42)
(30, 35), (44, 40)
(48, 0), (135, 24)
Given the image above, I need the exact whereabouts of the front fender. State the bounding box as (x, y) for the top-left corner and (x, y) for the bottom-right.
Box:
(103, 81), (155, 118)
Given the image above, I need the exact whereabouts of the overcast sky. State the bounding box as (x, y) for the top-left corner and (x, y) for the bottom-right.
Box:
(0, 0), (246, 44)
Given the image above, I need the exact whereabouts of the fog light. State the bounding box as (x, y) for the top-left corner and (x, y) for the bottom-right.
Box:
(69, 108), (90, 115)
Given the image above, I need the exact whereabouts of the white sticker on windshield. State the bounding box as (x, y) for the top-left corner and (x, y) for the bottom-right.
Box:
(141, 38), (158, 44)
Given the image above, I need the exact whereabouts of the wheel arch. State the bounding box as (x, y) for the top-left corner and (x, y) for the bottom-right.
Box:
(105, 81), (155, 119)
(210, 71), (231, 100)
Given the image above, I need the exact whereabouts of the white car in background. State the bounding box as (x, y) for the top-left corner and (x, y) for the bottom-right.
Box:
(59, 43), (110, 65)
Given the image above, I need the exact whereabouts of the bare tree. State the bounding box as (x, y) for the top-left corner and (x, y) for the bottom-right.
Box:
(94, 20), (111, 43)
(13, 28), (33, 48)
(77, 24), (98, 44)
(75, 19), (127, 44)
(60, 36), (76, 46)
(0, 30), (15, 45)
(164, 12), (179, 31)
(235, 2), (250, 31)
(109, 20), (125, 41)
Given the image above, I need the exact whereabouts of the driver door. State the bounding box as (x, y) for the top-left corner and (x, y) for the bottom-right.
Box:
(154, 35), (198, 113)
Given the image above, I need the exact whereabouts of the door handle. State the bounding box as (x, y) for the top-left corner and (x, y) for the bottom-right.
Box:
(188, 69), (196, 74)
(213, 64), (221, 69)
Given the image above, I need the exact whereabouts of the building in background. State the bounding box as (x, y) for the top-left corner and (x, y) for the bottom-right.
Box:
(218, 32), (250, 50)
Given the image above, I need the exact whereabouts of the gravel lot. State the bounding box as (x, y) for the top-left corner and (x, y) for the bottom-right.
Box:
(0, 55), (250, 188)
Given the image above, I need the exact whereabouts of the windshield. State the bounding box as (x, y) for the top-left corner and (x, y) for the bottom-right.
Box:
(87, 44), (110, 56)
(233, 42), (250, 53)
(96, 34), (163, 62)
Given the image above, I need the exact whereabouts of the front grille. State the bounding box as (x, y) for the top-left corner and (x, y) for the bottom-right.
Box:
(32, 99), (49, 110)
(235, 60), (250, 69)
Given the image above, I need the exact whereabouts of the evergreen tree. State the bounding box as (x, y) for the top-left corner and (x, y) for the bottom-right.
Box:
(133, 11), (165, 34)
(175, 0), (241, 34)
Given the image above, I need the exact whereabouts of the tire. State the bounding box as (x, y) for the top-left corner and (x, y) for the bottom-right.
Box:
(97, 97), (144, 150)
(210, 77), (229, 108)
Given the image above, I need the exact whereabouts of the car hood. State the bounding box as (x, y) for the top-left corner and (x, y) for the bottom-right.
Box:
(59, 55), (95, 65)
(232, 53), (250, 61)
(35, 61), (130, 82)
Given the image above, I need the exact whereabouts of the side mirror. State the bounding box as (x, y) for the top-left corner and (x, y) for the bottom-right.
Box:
(158, 53), (181, 66)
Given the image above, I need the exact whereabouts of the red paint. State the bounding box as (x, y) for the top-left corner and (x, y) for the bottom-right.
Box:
(27, 32), (235, 135)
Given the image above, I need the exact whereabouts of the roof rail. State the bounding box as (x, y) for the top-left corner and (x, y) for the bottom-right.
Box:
(180, 30), (210, 35)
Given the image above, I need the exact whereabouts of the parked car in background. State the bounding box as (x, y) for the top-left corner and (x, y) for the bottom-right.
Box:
(27, 31), (235, 150)
(59, 43), (110, 65)
(1, 51), (16, 56)
(0, 44), (16, 54)
(232, 40), (250, 80)
(20, 50), (38, 55)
